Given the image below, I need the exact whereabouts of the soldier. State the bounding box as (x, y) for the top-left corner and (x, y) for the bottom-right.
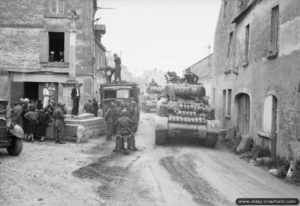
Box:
(92, 98), (99, 117)
(149, 78), (158, 86)
(83, 99), (93, 114)
(104, 101), (116, 141)
(11, 100), (24, 128)
(53, 102), (66, 144)
(184, 68), (199, 84)
(105, 66), (115, 83)
(113, 108), (137, 152)
(113, 54), (122, 83)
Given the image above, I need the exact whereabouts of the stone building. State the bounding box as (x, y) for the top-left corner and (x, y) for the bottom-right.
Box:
(0, 0), (106, 112)
(183, 54), (214, 103)
(213, 0), (300, 159)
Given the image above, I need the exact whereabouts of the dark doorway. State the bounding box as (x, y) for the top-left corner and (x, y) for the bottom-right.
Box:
(24, 82), (39, 100)
(49, 32), (64, 62)
(236, 93), (250, 135)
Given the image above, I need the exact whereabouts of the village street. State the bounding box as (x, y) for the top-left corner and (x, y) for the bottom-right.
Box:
(0, 113), (299, 206)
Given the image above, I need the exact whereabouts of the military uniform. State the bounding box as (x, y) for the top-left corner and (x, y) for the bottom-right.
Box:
(53, 104), (66, 144)
(105, 105), (115, 140)
(113, 110), (137, 152)
(113, 55), (122, 82)
(11, 104), (23, 128)
(184, 70), (199, 84)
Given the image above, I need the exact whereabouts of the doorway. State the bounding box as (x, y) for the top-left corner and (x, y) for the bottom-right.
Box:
(236, 93), (250, 135)
(24, 82), (39, 100)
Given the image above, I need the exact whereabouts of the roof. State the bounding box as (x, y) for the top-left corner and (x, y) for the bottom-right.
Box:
(232, 0), (260, 23)
(185, 53), (213, 71)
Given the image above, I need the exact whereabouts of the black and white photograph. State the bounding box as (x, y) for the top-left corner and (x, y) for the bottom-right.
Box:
(0, 0), (300, 205)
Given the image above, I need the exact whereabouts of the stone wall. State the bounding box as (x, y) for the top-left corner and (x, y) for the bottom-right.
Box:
(212, 0), (300, 158)
(0, 28), (41, 71)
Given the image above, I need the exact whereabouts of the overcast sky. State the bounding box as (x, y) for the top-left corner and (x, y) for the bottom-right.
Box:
(96, 0), (221, 77)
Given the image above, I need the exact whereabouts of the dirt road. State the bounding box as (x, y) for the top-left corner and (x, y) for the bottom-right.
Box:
(1, 113), (299, 206)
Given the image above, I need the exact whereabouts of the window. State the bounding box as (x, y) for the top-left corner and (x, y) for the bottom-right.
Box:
(104, 90), (116, 99)
(39, 31), (69, 64)
(227, 32), (233, 58)
(262, 95), (278, 133)
(223, 0), (227, 19)
(212, 88), (216, 107)
(49, 32), (64, 62)
(223, 89), (226, 117)
(50, 0), (65, 14)
(245, 24), (250, 63)
(227, 89), (232, 116)
(269, 5), (279, 56)
(117, 89), (130, 99)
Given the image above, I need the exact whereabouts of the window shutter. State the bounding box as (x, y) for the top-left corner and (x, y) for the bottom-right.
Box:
(263, 96), (273, 133)
(39, 31), (49, 63)
(64, 32), (70, 63)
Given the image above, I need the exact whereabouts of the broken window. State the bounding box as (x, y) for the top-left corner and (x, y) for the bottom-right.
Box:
(50, 0), (65, 14)
(245, 24), (250, 63)
(269, 5), (279, 53)
(49, 32), (64, 62)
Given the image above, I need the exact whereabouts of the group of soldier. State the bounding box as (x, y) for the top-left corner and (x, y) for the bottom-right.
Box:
(7, 97), (67, 144)
(165, 69), (199, 84)
(104, 99), (138, 151)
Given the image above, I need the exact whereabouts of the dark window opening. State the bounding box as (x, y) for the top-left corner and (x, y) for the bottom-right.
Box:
(104, 90), (116, 99)
(223, 0), (227, 19)
(24, 82), (39, 100)
(227, 89), (232, 116)
(270, 5), (279, 52)
(227, 32), (233, 58)
(49, 32), (64, 62)
(245, 24), (250, 62)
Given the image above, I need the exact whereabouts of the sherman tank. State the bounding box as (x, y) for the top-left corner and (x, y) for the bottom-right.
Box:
(154, 82), (221, 147)
(141, 85), (164, 112)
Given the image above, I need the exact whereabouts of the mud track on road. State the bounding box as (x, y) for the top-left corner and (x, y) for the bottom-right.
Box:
(160, 154), (231, 206)
(73, 142), (147, 206)
(73, 154), (129, 202)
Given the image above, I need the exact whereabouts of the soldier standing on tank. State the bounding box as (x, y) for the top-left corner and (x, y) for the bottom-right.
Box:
(53, 103), (66, 144)
(105, 101), (116, 141)
(184, 68), (199, 84)
(113, 54), (122, 83)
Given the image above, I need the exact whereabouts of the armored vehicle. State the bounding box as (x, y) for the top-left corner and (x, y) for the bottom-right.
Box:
(154, 82), (221, 147)
(141, 85), (164, 113)
(99, 81), (140, 132)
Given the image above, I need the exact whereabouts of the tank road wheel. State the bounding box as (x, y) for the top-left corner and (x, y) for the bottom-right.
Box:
(7, 137), (23, 156)
(155, 130), (167, 145)
(204, 133), (218, 148)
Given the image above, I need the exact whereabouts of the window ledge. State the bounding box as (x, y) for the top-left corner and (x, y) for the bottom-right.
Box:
(41, 62), (69, 68)
(224, 69), (232, 75)
(44, 12), (68, 19)
(233, 69), (239, 75)
(267, 50), (278, 59)
(242, 61), (248, 68)
(257, 130), (276, 140)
